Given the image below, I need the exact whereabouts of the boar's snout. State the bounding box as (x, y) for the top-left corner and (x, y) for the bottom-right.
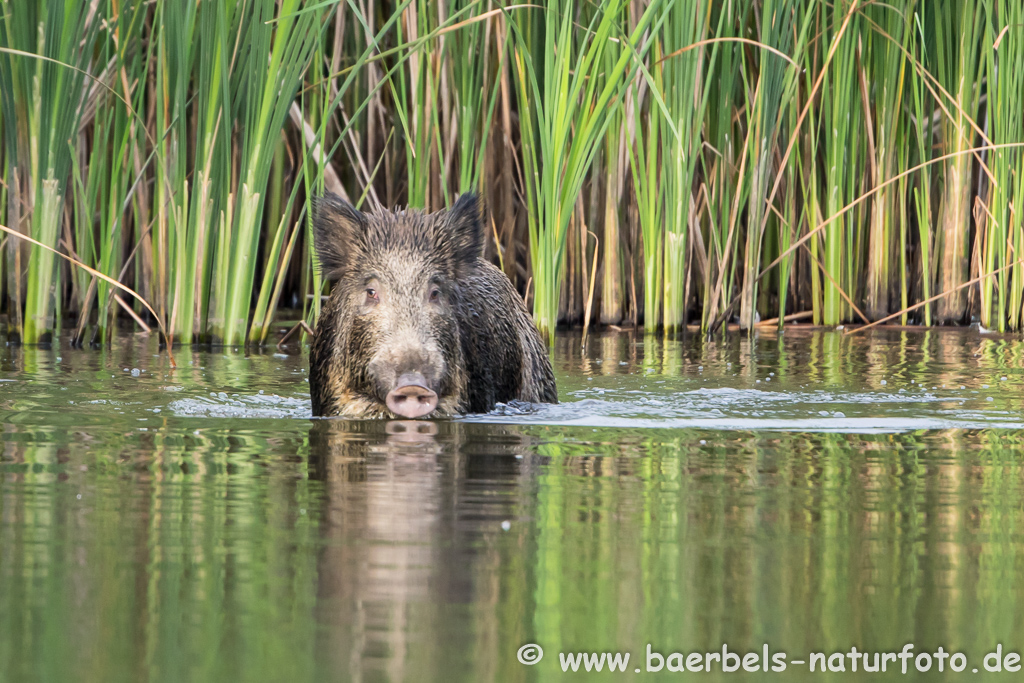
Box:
(385, 372), (439, 418)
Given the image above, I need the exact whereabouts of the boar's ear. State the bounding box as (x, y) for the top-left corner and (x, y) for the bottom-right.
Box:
(313, 193), (366, 280)
(442, 193), (485, 276)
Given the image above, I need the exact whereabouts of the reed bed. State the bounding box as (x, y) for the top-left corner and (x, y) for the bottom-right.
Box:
(0, 0), (1022, 346)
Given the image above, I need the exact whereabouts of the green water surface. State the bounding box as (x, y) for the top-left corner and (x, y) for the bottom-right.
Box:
(3, 328), (1024, 682)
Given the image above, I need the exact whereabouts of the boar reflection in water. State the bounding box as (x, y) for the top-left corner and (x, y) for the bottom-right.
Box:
(308, 420), (536, 679)
(309, 193), (557, 418)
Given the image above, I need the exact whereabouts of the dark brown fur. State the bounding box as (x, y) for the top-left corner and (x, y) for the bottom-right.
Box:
(309, 193), (557, 418)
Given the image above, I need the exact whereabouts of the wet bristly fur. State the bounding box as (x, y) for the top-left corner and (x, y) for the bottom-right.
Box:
(309, 192), (557, 418)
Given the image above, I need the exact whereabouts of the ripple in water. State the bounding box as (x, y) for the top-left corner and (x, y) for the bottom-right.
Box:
(466, 386), (1024, 433)
(165, 379), (1024, 433)
(168, 392), (310, 419)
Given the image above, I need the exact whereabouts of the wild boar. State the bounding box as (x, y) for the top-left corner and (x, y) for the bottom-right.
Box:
(309, 193), (557, 418)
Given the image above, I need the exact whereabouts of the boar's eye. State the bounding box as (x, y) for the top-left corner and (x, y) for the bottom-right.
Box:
(428, 287), (441, 304)
(365, 288), (379, 305)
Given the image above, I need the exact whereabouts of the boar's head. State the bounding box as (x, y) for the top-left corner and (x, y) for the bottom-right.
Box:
(311, 194), (484, 419)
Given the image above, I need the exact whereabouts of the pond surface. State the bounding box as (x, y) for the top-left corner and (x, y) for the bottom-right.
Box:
(3, 328), (1024, 682)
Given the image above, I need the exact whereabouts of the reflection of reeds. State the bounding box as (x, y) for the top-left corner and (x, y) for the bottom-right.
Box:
(2, 1), (1024, 345)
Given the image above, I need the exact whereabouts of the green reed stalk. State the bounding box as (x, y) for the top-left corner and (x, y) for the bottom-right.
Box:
(599, 102), (624, 325)
(895, 102), (913, 324)
(980, 0), (1024, 330)
(818, 1), (862, 326)
(511, 0), (667, 339)
(388, 1), (496, 210)
(208, 0), (324, 346)
(931, 0), (985, 324)
(774, 101), (799, 328)
(84, 0), (147, 344)
(699, 1), (745, 331)
(660, 0), (714, 332)
(63, 0), (145, 345)
(737, 0), (803, 330)
(0, 115), (5, 303)
(298, 38), (331, 342)
(68, 122), (103, 321)
(909, 9), (934, 325)
(393, 0), (441, 208)
(864, 0), (912, 321)
(93, 106), (132, 343)
(791, 12), (822, 325)
(766, 0), (817, 330)
(627, 65), (663, 333)
(154, 0), (207, 345)
(0, 0), (98, 343)
(451, 1), (505, 195)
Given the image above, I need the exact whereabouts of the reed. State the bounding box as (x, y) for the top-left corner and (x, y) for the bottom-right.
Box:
(658, 0), (713, 332)
(598, 97), (625, 326)
(211, 0), (323, 346)
(737, 0), (802, 330)
(863, 0), (911, 322)
(510, 0), (666, 339)
(818, 2), (864, 326)
(0, 0), (98, 343)
(0, 0), (1021, 347)
(931, 0), (985, 324)
(627, 52), (663, 333)
(908, 7), (935, 326)
(698, 1), (745, 331)
(980, 0), (1024, 331)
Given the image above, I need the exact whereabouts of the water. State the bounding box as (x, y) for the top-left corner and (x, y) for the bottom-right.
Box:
(3, 328), (1024, 681)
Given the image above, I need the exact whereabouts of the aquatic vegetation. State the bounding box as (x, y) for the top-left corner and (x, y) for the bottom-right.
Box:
(1, 0), (1022, 345)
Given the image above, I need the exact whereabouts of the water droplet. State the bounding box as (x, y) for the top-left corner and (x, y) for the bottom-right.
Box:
(501, 521), (511, 531)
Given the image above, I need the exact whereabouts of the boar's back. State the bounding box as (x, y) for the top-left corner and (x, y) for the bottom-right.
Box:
(454, 261), (557, 412)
